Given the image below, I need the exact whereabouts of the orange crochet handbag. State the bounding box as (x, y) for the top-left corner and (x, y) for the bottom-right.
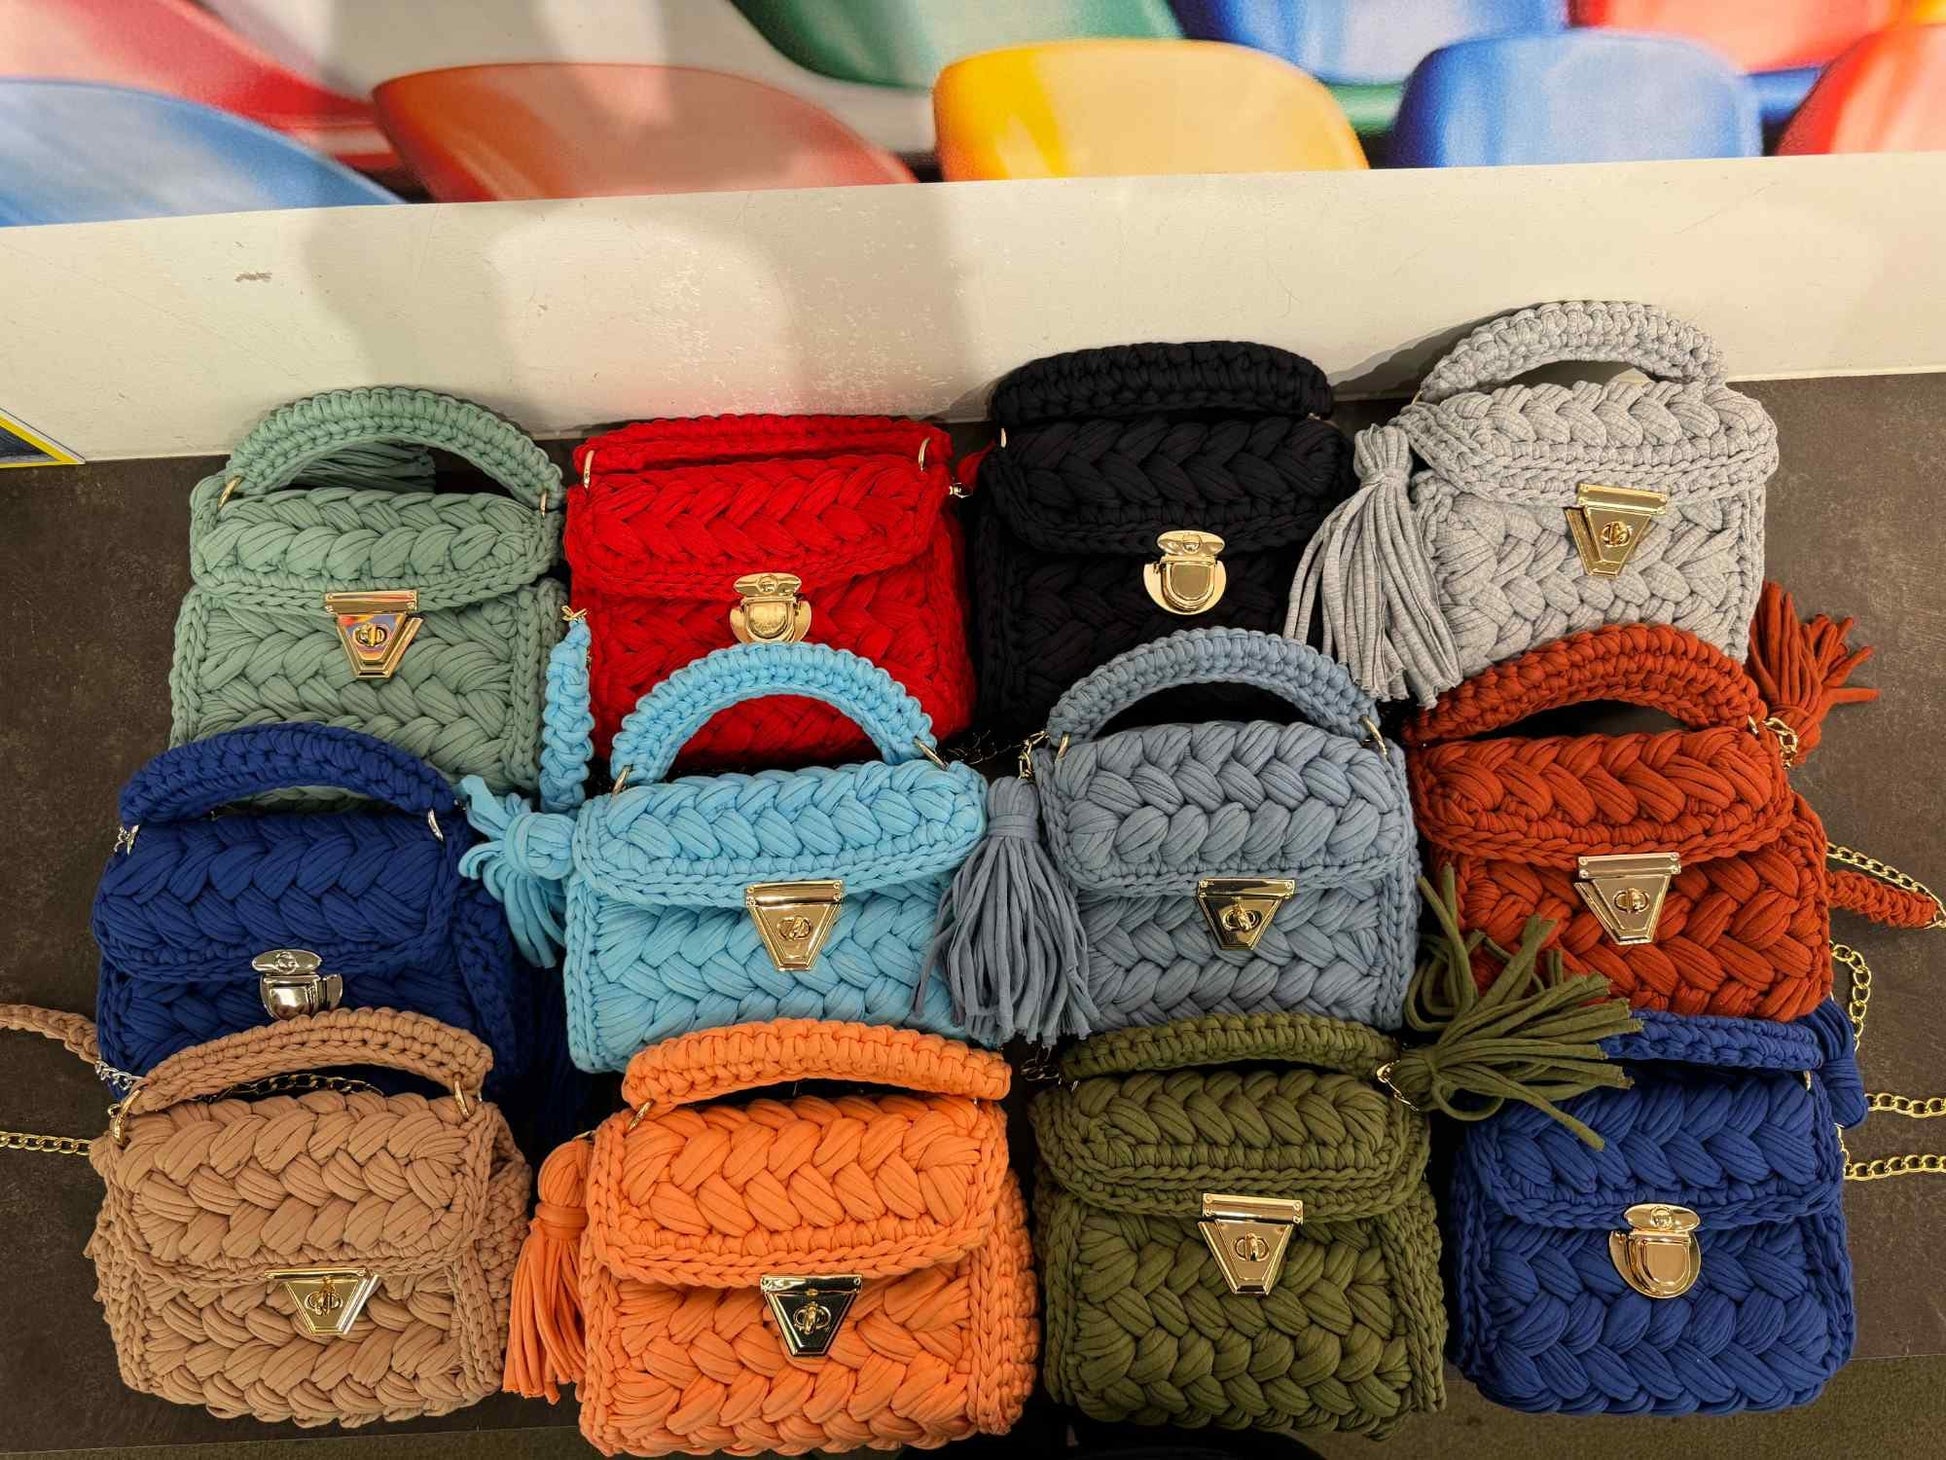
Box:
(505, 1020), (1038, 1456)
(1405, 585), (1937, 1020)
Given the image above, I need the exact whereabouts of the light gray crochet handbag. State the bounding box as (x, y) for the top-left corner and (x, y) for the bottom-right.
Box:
(932, 627), (1416, 1044)
(1287, 301), (1776, 704)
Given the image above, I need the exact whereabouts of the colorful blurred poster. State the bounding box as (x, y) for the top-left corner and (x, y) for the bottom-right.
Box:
(0, 1), (1940, 223)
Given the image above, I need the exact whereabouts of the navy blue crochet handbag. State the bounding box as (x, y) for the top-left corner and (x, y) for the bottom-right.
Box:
(92, 724), (529, 1089)
(1449, 1000), (1868, 1416)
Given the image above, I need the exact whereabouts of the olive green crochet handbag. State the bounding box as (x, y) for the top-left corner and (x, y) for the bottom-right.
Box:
(170, 388), (566, 793)
(1032, 1012), (1446, 1440)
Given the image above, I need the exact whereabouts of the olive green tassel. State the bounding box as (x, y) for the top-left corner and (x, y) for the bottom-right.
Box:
(1382, 868), (1641, 1147)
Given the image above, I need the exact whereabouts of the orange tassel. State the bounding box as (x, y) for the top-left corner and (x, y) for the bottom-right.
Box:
(503, 1136), (593, 1402)
(1746, 581), (1876, 763)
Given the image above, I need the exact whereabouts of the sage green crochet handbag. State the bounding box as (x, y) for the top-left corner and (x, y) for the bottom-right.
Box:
(170, 388), (566, 793)
(1031, 1012), (1447, 1440)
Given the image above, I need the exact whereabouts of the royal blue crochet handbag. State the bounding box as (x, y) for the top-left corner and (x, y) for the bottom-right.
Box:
(1449, 1000), (1868, 1416)
(458, 616), (987, 1072)
(92, 723), (529, 1090)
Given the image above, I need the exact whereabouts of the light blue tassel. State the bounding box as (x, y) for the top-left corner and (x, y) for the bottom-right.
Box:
(928, 775), (1095, 1046)
(458, 776), (574, 967)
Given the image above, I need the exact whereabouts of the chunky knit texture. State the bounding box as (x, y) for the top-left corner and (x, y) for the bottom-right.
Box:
(938, 630), (1415, 1043)
(462, 640), (985, 1070)
(1407, 607), (1890, 1021)
(0, 1006), (534, 1427)
(503, 1021), (1037, 1457)
(975, 341), (1354, 735)
(568, 414), (973, 770)
(171, 387), (566, 794)
(1287, 302), (1774, 705)
(1032, 1012), (1444, 1438)
(92, 724), (528, 1093)
(1449, 1002), (1865, 1415)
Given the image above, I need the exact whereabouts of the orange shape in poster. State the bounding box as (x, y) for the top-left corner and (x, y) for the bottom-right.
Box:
(933, 39), (1366, 180)
(1568, 0), (1901, 72)
(1777, 25), (1946, 153)
(373, 63), (915, 201)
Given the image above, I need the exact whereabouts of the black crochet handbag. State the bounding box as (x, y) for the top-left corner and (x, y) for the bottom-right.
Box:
(969, 341), (1355, 735)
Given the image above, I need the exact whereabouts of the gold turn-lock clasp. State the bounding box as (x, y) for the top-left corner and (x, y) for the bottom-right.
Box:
(253, 948), (344, 1020)
(1609, 1203), (1702, 1299)
(1196, 877), (1296, 953)
(1144, 529), (1227, 616)
(324, 589), (421, 679)
(1575, 852), (1680, 946)
(1199, 1193), (1305, 1295)
(760, 1274), (863, 1358)
(731, 571), (812, 645)
(1566, 484), (1667, 577)
(268, 1266), (380, 1338)
(746, 880), (843, 972)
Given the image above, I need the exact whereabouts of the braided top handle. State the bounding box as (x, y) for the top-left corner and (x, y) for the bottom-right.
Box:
(620, 1020), (1010, 1113)
(120, 723), (461, 825)
(1402, 623), (1765, 747)
(990, 340), (1334, 426)
(608, 641), (938, 784)
(128, 1007), (494, 1116)
(1045, 627), (1377, 745)
(1416, 301), (1724, 403)
(215, 386), (561, 510)
(0, 1005), (100, 1065)
(1057, 1011), (1398, 1084)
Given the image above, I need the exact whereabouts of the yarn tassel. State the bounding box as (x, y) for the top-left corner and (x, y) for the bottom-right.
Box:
(1747, 580), (1876, 763)
(457, 777), (574, 967)
(927, 776), (1096, 1047)
(1383, 869), (1641, 1147)
(504, 1136), (593, 1402)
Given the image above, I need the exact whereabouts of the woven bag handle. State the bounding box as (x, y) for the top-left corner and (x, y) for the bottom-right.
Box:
(989, 340), (1334, 427)
(0, 1005), (100, 1067)
(1044, 627), (1377, 746)
(575, 414), (945, 475)
(1056, 1011), (1398, 1084)
(1416, 301), (1724, 404)
(607, 642), (939, 786)
(1403, 623), (1765, 748)
(129, 1007), (493, 1116)
(120, 724), (460, 826)
(620, 1020), (1010, 1113)
(217, 387), (561, 511)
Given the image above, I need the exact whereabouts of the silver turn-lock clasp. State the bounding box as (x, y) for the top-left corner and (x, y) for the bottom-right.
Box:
(253, 948), (344, 1020)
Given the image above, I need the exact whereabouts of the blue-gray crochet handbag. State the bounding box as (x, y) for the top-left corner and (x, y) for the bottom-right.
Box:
(934, 626), (1417, 1045)
(458, 615), (987, 1072)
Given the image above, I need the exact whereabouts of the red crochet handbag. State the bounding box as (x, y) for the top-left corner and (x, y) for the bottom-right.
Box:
(1405, 585), (1936, 1021)
(568, 415), (974, 768)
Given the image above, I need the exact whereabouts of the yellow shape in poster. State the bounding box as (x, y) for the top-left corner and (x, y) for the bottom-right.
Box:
(0, 408), (80, 469)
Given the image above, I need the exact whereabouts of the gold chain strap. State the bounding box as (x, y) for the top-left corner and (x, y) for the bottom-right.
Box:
(217, 1072), (380, 1101)
(0, 1129), (91, 1156)
(1829, 842), (1946, 1179)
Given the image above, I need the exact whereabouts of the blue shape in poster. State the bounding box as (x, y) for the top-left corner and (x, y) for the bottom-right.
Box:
(1171, 0), (1566, 84)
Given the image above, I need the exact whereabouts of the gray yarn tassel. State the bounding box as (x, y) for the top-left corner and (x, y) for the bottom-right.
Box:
(926, 775), (1095, 1046)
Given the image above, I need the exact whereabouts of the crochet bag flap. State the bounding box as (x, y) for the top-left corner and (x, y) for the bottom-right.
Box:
(973, 340), (1354, 734)
(567, 414), (973, 770)
(173, 387), (567, 794)
(62, 1006), (530, 1427)
(461, 626), (985, 1072)
(939, 628), (1414, 1046)
(93, 724), (522, 1085)
(1449, 1002), (1865, 1416)
(1405, 619), (1845, 1022)
(1030, 1013), (1445, 1439)
(505, 1021), (1038, 1457)
(1289, 301), (1776, 705)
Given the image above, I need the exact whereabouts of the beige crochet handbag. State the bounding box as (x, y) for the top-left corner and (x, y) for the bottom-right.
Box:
(0, 1004), (530, 1427)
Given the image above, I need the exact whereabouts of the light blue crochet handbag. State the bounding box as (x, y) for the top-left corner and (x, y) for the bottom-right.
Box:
(457, 616), (985, 1071)
(935, 626), (1418, 1045)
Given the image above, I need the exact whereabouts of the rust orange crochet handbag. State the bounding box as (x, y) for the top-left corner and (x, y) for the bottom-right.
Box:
(568, 415), (974, 770)
(1406, 585), (1937, 1020)
(504, 1020), (1037, 1456)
